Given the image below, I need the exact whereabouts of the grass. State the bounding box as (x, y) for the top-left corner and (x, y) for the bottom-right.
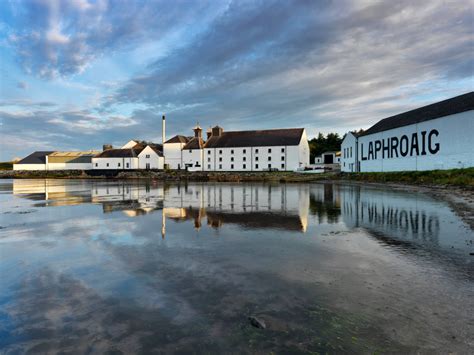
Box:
(0, 162), (13, 170)
(342, 167), (474, 187)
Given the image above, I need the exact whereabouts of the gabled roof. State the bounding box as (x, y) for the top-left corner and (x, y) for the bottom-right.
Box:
(204, 128), (304, 148)
(165, 135), (190, 144)
(94, 147), (142, 158)
(139, 144), (163, 157)
(16, 151), (54, 164)
(362, 92), (474, 136)
(183, 137), (204, 150)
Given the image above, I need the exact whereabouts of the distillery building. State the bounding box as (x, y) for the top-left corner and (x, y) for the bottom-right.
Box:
(341, 92), (474, 172)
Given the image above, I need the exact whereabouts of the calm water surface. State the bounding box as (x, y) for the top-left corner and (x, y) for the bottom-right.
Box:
(0, 179), (473, 354)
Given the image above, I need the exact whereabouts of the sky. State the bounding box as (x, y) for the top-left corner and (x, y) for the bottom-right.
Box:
(0, 0), (472, 161)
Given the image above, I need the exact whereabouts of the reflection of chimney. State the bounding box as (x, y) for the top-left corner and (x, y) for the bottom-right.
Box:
(211, 125), (223, 137)
(206, 127), (212, 139)
(103, 144), (113, 151)
(162, 115), (166, 145)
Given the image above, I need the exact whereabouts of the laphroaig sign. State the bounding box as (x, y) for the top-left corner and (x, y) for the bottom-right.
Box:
(360, 129), (440, 161)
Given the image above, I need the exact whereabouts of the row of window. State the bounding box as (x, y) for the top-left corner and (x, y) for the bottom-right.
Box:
(208, 148), (285, 155)
(208, 155), (285, 163)
(343, 147), (353, 158)
(207, 163), (285, 170)
(95, 162), (130, 168)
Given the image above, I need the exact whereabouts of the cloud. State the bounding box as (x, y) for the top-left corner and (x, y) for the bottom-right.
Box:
(6, 0), (226, 78)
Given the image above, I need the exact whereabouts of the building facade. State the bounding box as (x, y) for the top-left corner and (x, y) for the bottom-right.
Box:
(341, 92), (474, 172)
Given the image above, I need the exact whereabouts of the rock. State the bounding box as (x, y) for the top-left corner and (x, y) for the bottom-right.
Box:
(248, 316), (266, 329)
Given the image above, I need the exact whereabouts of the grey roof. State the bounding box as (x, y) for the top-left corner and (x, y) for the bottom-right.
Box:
(16, 151), (54, 164)
(204, 128), (304, 148)
(95, 145), (144, 158)
(362, 92), (474, 136)
(165, 135), (190, 144)
(148, 144), (163, 156)
(183, 137), (204, 150)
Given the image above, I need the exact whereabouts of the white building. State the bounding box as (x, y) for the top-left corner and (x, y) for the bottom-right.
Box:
(341, 92), (474, 172)
(13, 151), (54, 171)
(92, 141), (163, 170)
(163, 135), (191, 170)
(314, 151), (341, 164)
(138, 145), (164, 170)
(46, 151), (100, 170)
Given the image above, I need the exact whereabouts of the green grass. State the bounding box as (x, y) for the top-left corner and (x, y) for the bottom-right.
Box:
(342, 167), (474, 187)
(0, 162), (13, 170)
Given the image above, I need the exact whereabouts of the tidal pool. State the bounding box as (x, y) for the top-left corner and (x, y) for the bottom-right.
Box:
(0, 179), (472, 353)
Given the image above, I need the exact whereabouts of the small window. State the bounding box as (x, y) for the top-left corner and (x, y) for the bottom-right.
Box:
(208, 164), (211, 169)
(281, 148), (285, 153)
(281, 156), (284, 161)
(146, 154), (150, 158)
(243, 157), (246, 162)
(208, 157), (211, 162)
(126, 163), (129, 168)
(231, 164), (234, 169)
(219, 164), (222, 169)
(243, 149), (246, 154)
(231, 157), (234, 162)
(106, 163), (109, 167)
(268, 163), (271, 169)
(219, 157), (222, 162)
(350, 147), (352, 157)
(281, 163), (285, 169)
(189, 149), (192, 153)
(256, 156), (259, 161)
(255, 164), (259, 169)
(95, 163), (98, 167)
(255, 149), (259, 153)
(118, 162), (121, 167)
(208, 150), (211, 154)
(231, 150), (234, 154)
(268, 156), (271, 161)
(243, 164), (246, 169)
(268, 148), (272, 153)
(219, 150), (222, 154)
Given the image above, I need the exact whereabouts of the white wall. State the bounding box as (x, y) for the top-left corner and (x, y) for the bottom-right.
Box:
(358, 110), (473, 172)
(341, 133), (358, 172)
(92, 157), (139, 170)
(182, 149), (203, 171)
(47, 163), (92, 170)
(138, 146), (164, 169)
(13, 164), (46, 171)
(163, 142), (184, 169)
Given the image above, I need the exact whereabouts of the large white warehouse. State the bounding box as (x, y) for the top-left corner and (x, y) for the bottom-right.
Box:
(341, 92), (474, 172)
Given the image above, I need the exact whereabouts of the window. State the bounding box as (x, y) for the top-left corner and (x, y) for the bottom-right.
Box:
(189, 149), (192, 153)
(95, 163), (98, 167)
(281, 148), (285, 153)
(118, 162), (121, 167)
(255, 156), (259, 161)
(243, 164), (246, 169)
(268, 156), (271, 161)
(268, 163), (271, 169)
(208, 157), (211, 162)
(126, 163), (129, 168)
(146, 154), (150, 158)
(219, 150), (222, 154)
(231, 150), (234, 154)
(219, 164), (222, 169)
(208, 164), (211, 169)
(350, 147), (352, 157)
(219, 157), (222, 162)
(281, 163), (285, 169)
(255, 149), (259, 153)
(243, 157), (246, 161)
(231, 157), (234, 162)
(208, 150), (211, 154)
(231, 164), (234, 169)
(281, 156), (285, 161)
(268, 148), (272, 153)
(255, 164), (259, 169)
(243, 149), (246, 154)
(106, 163), (109, 167)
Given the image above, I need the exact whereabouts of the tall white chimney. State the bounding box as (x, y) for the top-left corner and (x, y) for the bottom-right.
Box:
(162, 115), (166, 145)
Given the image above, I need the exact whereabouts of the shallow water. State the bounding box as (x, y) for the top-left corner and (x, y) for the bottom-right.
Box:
(0, 179), (472, 353)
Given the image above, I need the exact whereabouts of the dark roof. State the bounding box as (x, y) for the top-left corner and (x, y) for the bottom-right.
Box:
(204, 128), (304, 148)
(183, 137), (204, 150)
(165, 135), (190, 144)
(16, 151), (54, 164)
(95, 148), (140, 158)
(148, 144), (163, 156)
(362, 92), (474, 136)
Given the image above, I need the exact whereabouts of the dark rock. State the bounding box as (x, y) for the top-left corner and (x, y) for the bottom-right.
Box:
(248, 316), (266, 329)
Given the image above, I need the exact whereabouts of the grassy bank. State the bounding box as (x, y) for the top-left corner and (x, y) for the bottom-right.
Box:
(1, 167), (472, 187)
(342, 167), (474, 187)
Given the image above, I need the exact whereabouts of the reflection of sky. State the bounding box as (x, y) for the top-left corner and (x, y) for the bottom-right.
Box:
(0, 179), (473, 353)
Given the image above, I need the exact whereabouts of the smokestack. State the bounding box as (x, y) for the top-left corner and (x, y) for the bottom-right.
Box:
(162, 115), (166, 145)
(193, 123), (202, 138)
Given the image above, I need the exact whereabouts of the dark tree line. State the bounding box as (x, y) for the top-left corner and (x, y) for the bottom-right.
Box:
(308, 133), (343, 161)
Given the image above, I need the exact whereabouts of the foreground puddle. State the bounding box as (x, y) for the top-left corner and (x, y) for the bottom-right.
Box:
(0, 179), (472, 353)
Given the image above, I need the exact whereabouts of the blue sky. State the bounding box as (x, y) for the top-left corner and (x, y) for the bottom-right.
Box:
(0, 0), (472, 161)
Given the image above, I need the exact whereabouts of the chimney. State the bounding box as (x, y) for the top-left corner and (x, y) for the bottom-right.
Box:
(103, 144), (113, 151)
(211, 125), (223, 137)
(162, 115), (166, 145)
(193, 123), (202, 138)
(206, 127), (212, 139)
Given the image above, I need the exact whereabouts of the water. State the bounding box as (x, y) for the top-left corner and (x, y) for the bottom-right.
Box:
(0, 179), (472, 353)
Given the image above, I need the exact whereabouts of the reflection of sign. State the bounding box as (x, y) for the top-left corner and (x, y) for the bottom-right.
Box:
(361, 129), (439, 160)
